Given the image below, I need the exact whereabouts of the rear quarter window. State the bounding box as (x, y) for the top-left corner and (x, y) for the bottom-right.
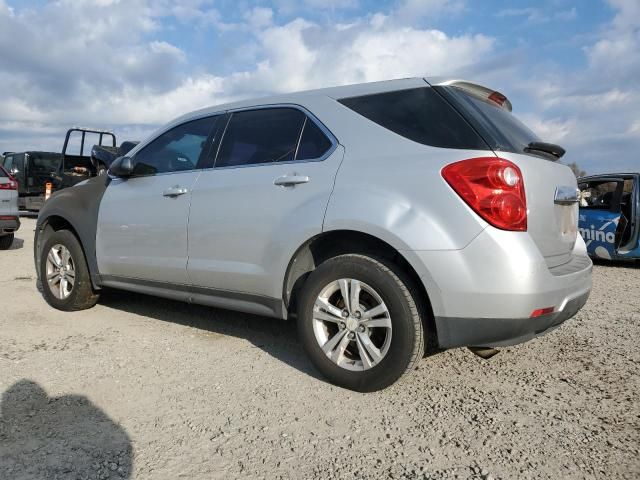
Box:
(296, 118), (333, 160)
(338, 87), (488, 150)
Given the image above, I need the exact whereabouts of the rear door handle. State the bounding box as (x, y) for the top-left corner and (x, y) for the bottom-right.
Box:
(163, 186), (189, 197)
(274, 174), (310, 187)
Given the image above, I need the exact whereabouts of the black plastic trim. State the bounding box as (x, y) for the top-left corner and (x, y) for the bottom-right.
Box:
(34, 175), (110, 289)
(100, 275), (286, 319)
(435, 290), (590, 349)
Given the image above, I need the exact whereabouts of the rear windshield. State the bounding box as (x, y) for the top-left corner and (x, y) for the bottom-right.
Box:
(0, 166), (7, 177)
(440, 86), (541, 155)
(338, 87), (488, 150)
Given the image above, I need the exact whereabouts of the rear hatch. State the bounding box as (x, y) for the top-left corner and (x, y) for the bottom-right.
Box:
(431, 80), (579, 267)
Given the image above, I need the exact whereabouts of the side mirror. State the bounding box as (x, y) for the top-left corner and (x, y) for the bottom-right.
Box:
(108, 156), (134, 178)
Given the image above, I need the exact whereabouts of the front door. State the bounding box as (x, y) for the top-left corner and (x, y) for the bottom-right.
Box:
(96, 115), (218, 284)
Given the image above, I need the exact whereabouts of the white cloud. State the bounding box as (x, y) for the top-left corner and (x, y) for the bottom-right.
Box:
(628, 121), (640, 136)
(273, 0), (359, 15)
(496, 7), (546, 22)
(245, 7), (275, 30)
(489, 0), (640, 173)
(0, 0), (638, 174)
(555, 8), (577, 21)
(395, 0), (465, 20)
(608, 0), (640, 30)
(0, 0), (495, 146)
(519, 115), (575, 144)
(226, 18), (492, 94)
(497, 6), (577, 23)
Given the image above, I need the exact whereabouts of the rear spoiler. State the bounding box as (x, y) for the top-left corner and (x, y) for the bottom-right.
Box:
(429, 79), (513, 112)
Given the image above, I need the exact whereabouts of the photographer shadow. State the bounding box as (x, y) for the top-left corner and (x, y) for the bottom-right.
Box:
(0, 380), (133, 479)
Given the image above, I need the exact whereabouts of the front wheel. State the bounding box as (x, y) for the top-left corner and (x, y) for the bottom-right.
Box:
(297, 254), (424, 392)
(39, 229), (99, 311)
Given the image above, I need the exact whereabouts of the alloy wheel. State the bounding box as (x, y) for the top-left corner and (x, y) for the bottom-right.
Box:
(312, 278), (392, 371)
(45, 244), (76, 300)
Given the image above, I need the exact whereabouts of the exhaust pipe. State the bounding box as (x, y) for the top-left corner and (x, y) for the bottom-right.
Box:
(468, 347), (500, 359)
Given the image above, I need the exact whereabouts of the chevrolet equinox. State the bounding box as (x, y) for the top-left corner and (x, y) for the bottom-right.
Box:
(35, 78), (592, 391)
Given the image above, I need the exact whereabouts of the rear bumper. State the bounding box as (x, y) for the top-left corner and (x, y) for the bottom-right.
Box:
(0, 216), (20, 234)
(407, 227), (593, 349)
(435, 289), (590, 348)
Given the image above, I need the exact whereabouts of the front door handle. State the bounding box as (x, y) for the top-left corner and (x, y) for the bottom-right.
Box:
(163, 186), (189, 197)
(274, 174), (310, 187)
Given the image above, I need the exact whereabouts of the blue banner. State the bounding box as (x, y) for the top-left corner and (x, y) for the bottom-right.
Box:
(578, 210), (620, 260)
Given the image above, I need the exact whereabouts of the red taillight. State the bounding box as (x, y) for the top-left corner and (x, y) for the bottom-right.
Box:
(442, 157), (527, 231)
(530, 307), (555, 318)
(0, 178), (18, 190)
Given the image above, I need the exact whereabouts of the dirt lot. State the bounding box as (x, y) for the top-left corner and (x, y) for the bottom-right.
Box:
(1, 217), (639, 480)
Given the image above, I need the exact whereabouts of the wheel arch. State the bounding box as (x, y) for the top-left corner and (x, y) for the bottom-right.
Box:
(34, 177), (109, 290)
(282, 229), (439, 346)
(35, 213), (100, 290)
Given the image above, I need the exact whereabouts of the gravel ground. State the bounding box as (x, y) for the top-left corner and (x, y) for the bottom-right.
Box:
(1, 217), (639, 480)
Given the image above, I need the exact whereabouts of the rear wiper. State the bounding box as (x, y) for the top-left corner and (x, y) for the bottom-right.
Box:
(524, 141), (566, 160)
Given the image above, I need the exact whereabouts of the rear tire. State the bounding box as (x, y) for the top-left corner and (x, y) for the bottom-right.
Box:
(39, 229), (99, 311)
(297, 254), (424, 392)
(0, 233), (13, 250)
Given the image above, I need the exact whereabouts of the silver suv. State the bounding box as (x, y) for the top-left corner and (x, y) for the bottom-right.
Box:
(0, 166), (19, 250)
(35, 78), (592, 391)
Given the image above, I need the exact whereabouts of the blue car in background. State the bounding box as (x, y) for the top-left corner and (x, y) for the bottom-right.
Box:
(578, 173), (640, 261)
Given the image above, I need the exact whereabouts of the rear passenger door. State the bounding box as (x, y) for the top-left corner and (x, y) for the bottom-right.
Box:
(187, 107), (343, 304)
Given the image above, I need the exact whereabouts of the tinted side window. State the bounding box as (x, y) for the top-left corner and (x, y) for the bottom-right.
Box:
(216, 108), (305, 168)
(339, 87), (487, 150)
(133, 116), (217, 176)
(3, 155), (13, 171)
(31, 154), (61, 172)
(296, 119), (333, 160)
(0, 166), (6, 177)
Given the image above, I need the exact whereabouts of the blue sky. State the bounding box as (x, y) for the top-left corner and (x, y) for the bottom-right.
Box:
(0, 0), (638, 173)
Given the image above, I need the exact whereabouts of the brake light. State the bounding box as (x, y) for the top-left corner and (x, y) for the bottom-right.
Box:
(0, 178), (18, 190)
(488, 91), (507, 107)
(442, 157), (527, 231)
